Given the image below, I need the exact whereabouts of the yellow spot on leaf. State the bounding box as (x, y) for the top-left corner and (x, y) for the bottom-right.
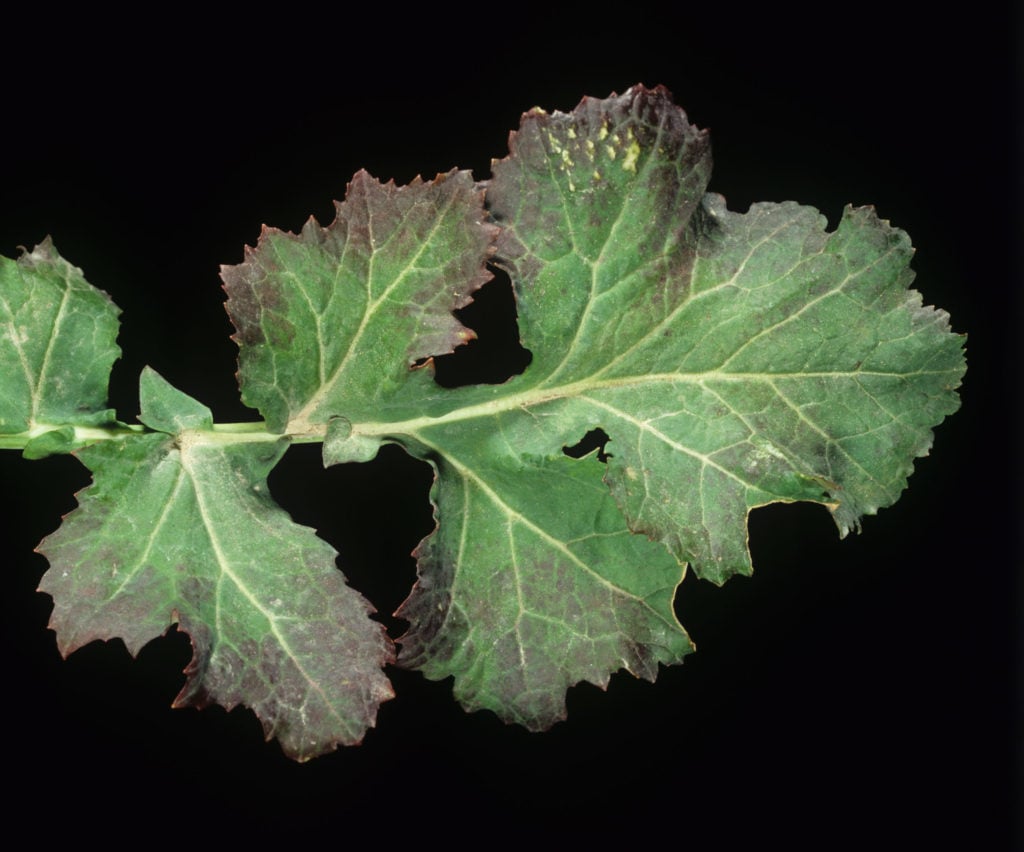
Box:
(622, 139), (641, 173)
(598, 124), (609, 140)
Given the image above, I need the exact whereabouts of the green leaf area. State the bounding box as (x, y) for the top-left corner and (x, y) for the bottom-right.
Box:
(39, 370), (394, 760)
(0, 238), (120, 456)
(2, 85), (965, 758)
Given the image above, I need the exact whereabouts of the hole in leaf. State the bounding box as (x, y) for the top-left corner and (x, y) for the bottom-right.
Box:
(562, 429), (611, 463)
(432, 264), (532, 387)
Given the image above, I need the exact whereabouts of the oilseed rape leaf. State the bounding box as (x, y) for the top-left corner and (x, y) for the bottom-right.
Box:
(222, 168), (496, 437)
(0, 84), (965, 758)
(0, 238), (120, 439)
(38, 375), (394, 760)
(480, 86), (965, 584)
(390, 86), (963, 713)
(397, 436), (692, 730)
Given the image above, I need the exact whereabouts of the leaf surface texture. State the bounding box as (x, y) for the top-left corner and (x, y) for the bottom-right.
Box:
(3, 85), (965, 755)
(0, 239), (120, 440)
(39, 373), (394, 760)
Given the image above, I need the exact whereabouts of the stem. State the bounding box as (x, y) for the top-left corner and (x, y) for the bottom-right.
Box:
(0, 422), (144, 451)
(1, 367), (908, 454)
(0, 421), (306, 452)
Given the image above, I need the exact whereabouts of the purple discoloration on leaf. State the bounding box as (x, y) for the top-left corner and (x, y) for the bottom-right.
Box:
(3, 85), (965, 758)
(222, 169), (497, 432)
(38, 415), (394, 761)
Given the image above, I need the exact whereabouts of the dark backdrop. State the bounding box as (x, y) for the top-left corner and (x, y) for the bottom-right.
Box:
(0, 6), (1016, 846)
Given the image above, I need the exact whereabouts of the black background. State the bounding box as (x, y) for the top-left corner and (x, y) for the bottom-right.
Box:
(0, 5), (1017, 846)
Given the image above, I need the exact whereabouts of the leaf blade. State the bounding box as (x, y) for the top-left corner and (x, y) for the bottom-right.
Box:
(398, 433), (691, 729)
(222, 169), (497, 436)
(38, 386), (394, 760)
(482, 86), (965, 583)
(0, 238), (120, 435)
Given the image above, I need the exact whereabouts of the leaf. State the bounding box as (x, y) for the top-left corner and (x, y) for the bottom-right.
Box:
(4, 84), (966, 754)
(478, 86), (965, 584)
(38, 371), (394, 760)
(220, 88), (961, 730)
(0, 238), (120, 437)
(383, 87), (964, 723)
(222, 168), (497, 436)
(396, 441), (692, 729)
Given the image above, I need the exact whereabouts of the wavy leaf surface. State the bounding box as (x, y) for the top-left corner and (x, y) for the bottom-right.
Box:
(39, 371), (394, 760)
(0, 239), (120, 441)
(0, 85), (965, 757)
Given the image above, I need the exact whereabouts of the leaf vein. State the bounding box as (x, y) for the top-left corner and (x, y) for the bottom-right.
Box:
(181, 449), (353, 735)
